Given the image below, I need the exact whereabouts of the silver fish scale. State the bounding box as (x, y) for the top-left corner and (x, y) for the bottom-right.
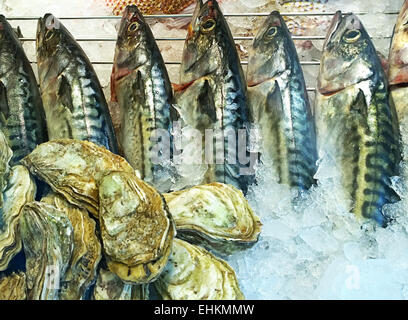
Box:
(216, 67), (251, 190)
(286, 61), (317, 187)
(151, 62), (172, 128)
(62, 57), (112, 149)
(2, 61), (45, 164)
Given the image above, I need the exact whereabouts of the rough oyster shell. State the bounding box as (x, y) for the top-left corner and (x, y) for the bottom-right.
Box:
(164, 183), (262, 255)
(42, 192), (102, 300)
(155, 238), (244, 300)
(0, 129), (12, 207)
(0, 272), (27, 300)
(21, 139), (136, 217)
(0, 165), (36, 271)
(92, 268), (149, 300)
(20, 202), (74, 300)
(99, 171), (175, 284)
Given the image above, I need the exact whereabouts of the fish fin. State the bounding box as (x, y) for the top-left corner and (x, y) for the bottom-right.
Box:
(265, 80), (283, 120)
(57, 75), (74, 113)
(196, 79), (217, 125)
(110, 65), (118, 103)
(385, 184), (401, 204)
(350, 89), (368, 118)
(132, 70), (146, 102)
(172, 81), (195, 92)
(13, 26), (23, 39)
(170, 104), (181, 122)
(0, 81), (9, 123)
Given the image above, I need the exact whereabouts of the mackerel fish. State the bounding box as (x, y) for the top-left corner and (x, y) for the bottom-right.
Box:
(0, 15), (48, 165)
(315, 11), (401, 226)
(247, 11), (317, 190)
(175, 0), (254, 193)
(111, 5), (176, 188)
(36, 14), (118, 153)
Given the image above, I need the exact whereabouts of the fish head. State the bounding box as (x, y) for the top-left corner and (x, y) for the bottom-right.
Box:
(114, 5), (151, 72)
(318, 11), (378, 95)
(389, 0), (408, 85)
(0, 15), (22, 75)
(179, 0), (226, 84)
(247, 11), (292, 86)
(36, 14), (71, 88)
(36, 14), (63, 62)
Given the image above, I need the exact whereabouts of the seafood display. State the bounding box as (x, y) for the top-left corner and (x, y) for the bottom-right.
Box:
(247, 11), (318, 190)
(36, 14), (118, 153)
(99, 171), (175, 284)
(164, 183), (261, 255)
(155, 238), (244, 300)
(111, 5), (176, 188)
(0, 15), (47, 165)
(20, 139), (135, 217)
(175, 0), (254, 193)
(315, 11), (401, 226)
(2, 0), (408, 301)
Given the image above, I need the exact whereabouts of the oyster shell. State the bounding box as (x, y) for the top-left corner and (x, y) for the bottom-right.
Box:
(92, 268), (149, 300)
(0, 272), (27, 300)
(164, 183), (262, 255)
(0, 129), (12, 207)
(99, 171), (175, 284)
(41, 192), (102, 300)
(155, 238), (244, 300)
(20, 202), (74, 300)
(0, 165), (36, 271)
(21, 139), (136, 217)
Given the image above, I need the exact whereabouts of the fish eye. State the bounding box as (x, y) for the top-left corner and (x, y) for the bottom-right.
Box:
(344, 29), (361, 43)
(266, 26), (278, 39)
(128, 22), (138, 33)
(201, 19), (216, 32)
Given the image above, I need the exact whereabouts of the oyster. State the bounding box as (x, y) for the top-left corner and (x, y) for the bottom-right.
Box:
(155, 238), (244, 300)
(99, 171), (175, 284)
(20, 202), (74, 300)
(0, 165), (36, 271)
(42, 192), (102, 300)
(92, 268), (149, 300)
(21, 139), (136, 217)
(164, 183), (262, 255)
(0, 272), (27, 300)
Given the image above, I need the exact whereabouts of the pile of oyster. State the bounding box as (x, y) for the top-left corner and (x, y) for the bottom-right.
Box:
(0, 135), (262, 300)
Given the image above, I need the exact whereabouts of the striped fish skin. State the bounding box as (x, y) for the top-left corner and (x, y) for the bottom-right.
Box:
(111, 5), (176, 186)
(315, 11), (401, 226)
(247, 11), (317, 190)
(36, 14), (118, 153)
(175, 0), (254, 193)
(0, 15), (48, 165)
(389, 1), (408, 130)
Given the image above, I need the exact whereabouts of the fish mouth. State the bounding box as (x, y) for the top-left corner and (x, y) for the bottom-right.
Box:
(318, 86), (344, 96)
(268, 11), (283, 27)
(0, 15), (6, 30)
(122, 5), (144, 24)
